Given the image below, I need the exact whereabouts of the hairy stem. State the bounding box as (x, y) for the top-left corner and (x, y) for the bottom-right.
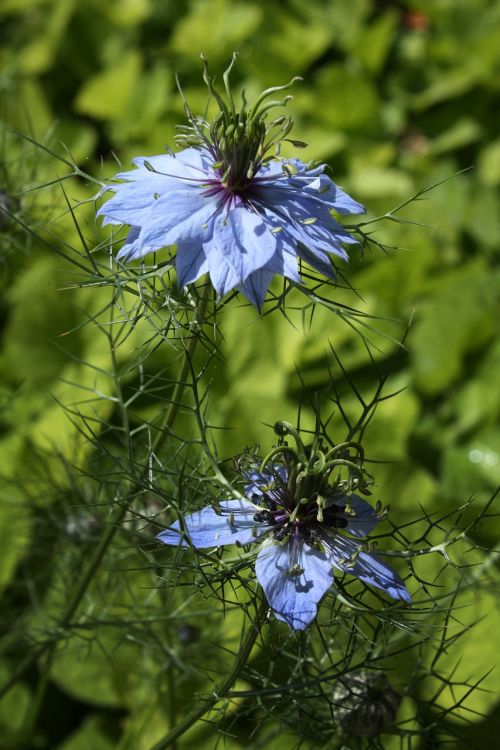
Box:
(149, 599), (267, 750)
(2, 286), (211, 714)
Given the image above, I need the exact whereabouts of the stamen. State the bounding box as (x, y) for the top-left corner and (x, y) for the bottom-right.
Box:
(286, 563), (305, 578)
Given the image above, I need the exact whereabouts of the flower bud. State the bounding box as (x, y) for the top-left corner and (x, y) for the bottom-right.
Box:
(332, 671), (401, 737)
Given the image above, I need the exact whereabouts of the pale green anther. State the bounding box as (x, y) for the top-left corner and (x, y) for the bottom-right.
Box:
(228, 512), (235, 526)
(341, 544), (363, 569)
(316, 495), (325, 523)
(252, 526), (260, 539)
(286, 563), (305, 578)
(302, 217), (318, 225)
(201, 223), (208, 230)
(211, 502), (222, 516)
(345, 503), (356, 517)
(153, 193), (160, 200)
(283, 163), (299, 177)
(271, 226), (283, 234)
(144, 161), (155, 172)
(376, 503), (388, 521)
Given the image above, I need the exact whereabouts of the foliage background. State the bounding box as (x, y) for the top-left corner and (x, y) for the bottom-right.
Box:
(0, 0), (499, 748)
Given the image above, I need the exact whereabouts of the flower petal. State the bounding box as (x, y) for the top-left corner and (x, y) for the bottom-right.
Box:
(239, 267), (274, 310)
(137, 188), (217, 250)
(328, 535), (411, 602)
(255, 538), (334, 630)
(175, 241), (209, 288)
(208, 205), (277, 285)
(98, 146), (364, 308)
(157, 499), (265, 549)
(97, 176), (179, 227)
(344, 494), (379, 538)
(118, 148), (212, 182)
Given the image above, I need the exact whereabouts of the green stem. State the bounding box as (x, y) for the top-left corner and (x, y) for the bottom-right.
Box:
(4, 286), (211, 715)
(150, 600), (267, 750)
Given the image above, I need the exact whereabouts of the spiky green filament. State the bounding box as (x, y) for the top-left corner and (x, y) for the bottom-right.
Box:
(175, 53), (303, 193)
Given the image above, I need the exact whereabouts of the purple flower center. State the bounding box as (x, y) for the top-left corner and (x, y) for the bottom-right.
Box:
(251, 479), (350, 547)
(201, 173), (254, 208)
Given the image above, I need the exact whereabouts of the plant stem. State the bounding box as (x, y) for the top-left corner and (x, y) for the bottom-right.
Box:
(150, 599), (267, 750)
(4, 286), (211, 716)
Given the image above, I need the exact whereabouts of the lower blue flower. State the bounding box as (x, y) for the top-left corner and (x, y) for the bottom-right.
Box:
(157, 470), (411, 630)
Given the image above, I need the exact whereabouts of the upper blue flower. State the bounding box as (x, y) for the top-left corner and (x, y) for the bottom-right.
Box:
(97, 56), (365, 309)
(157, 463), (411, 631)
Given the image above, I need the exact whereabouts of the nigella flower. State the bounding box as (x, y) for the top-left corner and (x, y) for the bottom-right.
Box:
(97, 54), (365, 309)
(157, 426), (410, 630)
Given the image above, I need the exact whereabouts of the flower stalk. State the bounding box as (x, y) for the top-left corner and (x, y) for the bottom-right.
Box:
(150, 599), (268, 750)
(7, 286), (212, 725)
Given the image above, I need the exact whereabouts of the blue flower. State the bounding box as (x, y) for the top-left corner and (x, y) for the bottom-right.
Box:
(97, 58), (365, 309)
(157, 466), (411, 631)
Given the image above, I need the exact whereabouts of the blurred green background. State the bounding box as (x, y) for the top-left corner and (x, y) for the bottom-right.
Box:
(1, 0), (499, 748)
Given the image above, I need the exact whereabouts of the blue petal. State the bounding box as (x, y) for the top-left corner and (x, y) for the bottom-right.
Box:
(136, 188), (217, 250)
(116, 226), (162, 262)
(157, 499), (265, 548)
(175, 241), (209, 287)
(258, 192), (354, 260)
(98, 148), (214, 231)
(343, 494), (379, 538)
(98, 176), (179, 227)
(118, 148), (213, 181)
(239, 268), (274, 310)
(239, 239), (301, 308)
(204, 243), (241, 297)
(208, 205), (277, 285)
(329, 184), (366, 215)
(303, 175), (366, 215)
(295, 242), (336, 277)
(255, 539), (334, 630)
(328, 535), (411, 602)
(244, 466), (288, 499)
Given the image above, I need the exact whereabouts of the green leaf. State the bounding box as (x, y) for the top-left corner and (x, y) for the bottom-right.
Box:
(411, 264), (500, 394)
(429, 117), (482, 156)
(75, 51), (142, 120)
(170, 0), (262, 62)
(0, 439), (32, 591)
(17, 0), (76, 74)
(313, 65), (380, 133)
(356, 10), (398, 75)
(0, 661), (31, 733)
(57, 715), (115, 750)
(442, 429), (500, 500)
(426, 582), (500, 722)
(478, 139), (500, 186)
